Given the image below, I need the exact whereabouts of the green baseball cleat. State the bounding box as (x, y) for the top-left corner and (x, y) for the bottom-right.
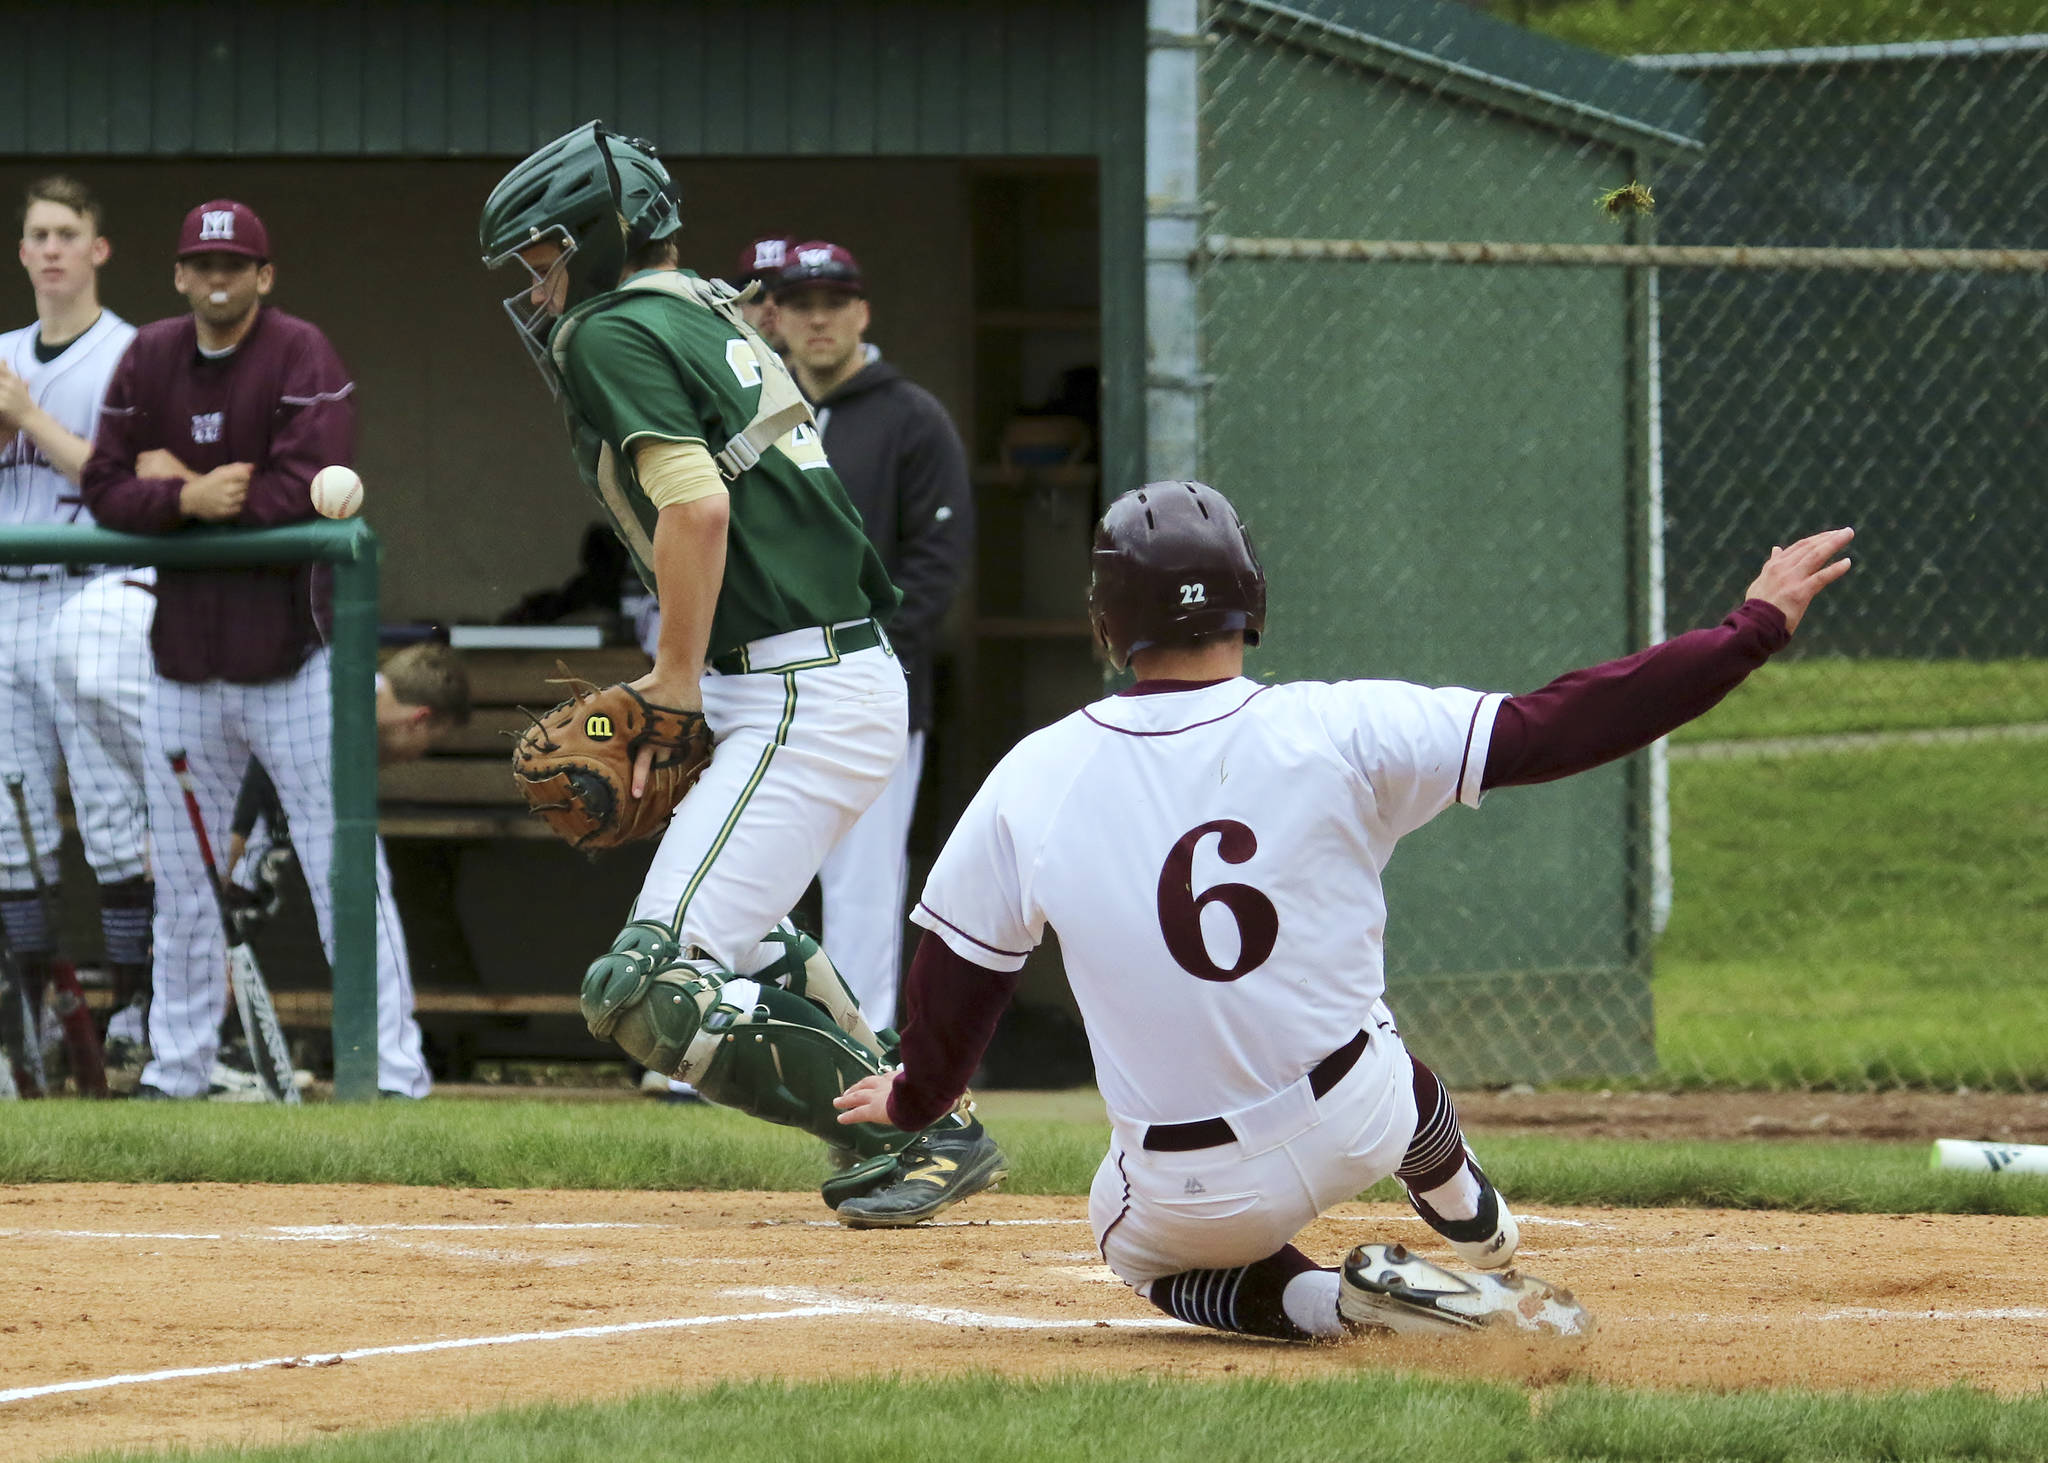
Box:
(832, 1119), (1009, 1228)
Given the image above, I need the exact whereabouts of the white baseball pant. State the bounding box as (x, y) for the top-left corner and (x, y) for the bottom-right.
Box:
(1089, 1008), (1419, 1286)
(45, 570), (156, 883)
(816, 728), (924, 1030)
(140, 649), (430, 1098)
(0, 574), (151, 887)
(634, 623), (906, 981)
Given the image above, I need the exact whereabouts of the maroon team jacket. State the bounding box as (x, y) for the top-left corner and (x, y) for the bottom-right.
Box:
(80, 307), (356, 684)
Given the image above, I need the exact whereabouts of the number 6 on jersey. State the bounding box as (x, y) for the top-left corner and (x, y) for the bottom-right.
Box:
(1156, 819), (1278, 982)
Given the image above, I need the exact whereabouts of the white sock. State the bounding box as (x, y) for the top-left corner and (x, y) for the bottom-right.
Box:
(1281, 1269), (1345, 1340)
(1417, 1161), (1484, 1223)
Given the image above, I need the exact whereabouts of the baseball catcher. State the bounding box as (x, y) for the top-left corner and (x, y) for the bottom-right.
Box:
(481, 122), (1006, 1222)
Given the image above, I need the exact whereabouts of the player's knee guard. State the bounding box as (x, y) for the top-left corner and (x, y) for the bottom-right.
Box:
(580, 921), (694, 1069)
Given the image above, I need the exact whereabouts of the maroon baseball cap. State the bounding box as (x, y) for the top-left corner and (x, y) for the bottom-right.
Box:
(735, 235), (795, 288)
(771, 241), (864, 297)
(176, 200), (271, 262)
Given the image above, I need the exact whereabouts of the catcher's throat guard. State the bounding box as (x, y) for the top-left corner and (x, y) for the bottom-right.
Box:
(581, 923), (913, 1163)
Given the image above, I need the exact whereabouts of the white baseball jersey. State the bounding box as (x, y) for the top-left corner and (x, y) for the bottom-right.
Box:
(913, 676), (1503, 1128)
(0, 311), (134, 533)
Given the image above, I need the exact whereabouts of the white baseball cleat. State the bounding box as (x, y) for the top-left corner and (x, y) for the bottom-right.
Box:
(1338, 1243), (1591, 1338)
(1407, 1153), (1519, 1270)
(1447, 1189), (1520, 1271)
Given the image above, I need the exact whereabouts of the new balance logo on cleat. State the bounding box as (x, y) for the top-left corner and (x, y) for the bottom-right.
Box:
(1183, 1178), (1206, 1194)
(833, 1123), (1009, 1229)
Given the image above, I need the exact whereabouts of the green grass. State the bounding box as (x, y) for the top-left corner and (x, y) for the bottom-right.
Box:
(0, 1095), (1107, 1194)
(5, 1100), (2046, 1215)
(1656, 739), (2048, 1089)
(1519, 0), (2048, 54)
(1671, 658), (2048, 744)
(55, 1376), (2048, 1463)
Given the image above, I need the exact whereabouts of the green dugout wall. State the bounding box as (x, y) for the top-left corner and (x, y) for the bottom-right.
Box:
(1173, 0), (1703, 1083)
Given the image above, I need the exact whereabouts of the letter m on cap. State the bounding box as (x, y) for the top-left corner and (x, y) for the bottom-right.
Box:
(199, 209), (236, 241)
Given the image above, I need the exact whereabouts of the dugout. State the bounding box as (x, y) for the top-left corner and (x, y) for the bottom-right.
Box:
(0, 0), (1140, 1077)
(2, 0), (1702, 1086)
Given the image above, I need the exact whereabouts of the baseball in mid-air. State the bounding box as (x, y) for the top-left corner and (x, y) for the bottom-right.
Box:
(310, 465), (363, 519)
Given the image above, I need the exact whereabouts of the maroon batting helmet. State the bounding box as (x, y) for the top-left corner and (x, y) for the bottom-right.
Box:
(1087, 481), (1266, 670)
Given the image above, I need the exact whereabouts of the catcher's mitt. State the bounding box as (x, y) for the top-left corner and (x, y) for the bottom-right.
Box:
(512, 669), (713, 851)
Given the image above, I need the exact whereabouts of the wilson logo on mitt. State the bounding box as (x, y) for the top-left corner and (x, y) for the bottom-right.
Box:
(512, 667), (713, 851)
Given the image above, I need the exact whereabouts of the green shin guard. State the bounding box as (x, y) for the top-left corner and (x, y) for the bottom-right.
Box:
(750, 921), (888, 1062)
(580, 927), (915, 1164)
(692, 984), (912, 1161)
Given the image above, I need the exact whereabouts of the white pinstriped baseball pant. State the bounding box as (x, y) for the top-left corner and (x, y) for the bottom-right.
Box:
(0, 573), (152, 889)
(816, 728), (924, 1031)
(139, 649), (430, 1098)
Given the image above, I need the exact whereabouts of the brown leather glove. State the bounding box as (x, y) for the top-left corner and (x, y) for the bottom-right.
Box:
(511, 670), (713, 851)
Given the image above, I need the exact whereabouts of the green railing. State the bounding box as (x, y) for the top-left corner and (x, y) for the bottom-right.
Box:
(0, 520), (382, 1101)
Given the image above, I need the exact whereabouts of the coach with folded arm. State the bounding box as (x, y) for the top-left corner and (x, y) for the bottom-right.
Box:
(81, 199), (431, 1101)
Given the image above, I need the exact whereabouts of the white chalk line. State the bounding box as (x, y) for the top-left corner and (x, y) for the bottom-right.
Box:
(0, 1215), (1602, 1244)
(0, 1292), (1181, 1408)
(0, 1306), (845, 1406)
(726, 1286), (1184, 1333)
(0, 1221), (656, 1243)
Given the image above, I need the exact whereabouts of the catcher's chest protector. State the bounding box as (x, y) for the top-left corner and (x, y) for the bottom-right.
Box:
(552, 272), (816, 481)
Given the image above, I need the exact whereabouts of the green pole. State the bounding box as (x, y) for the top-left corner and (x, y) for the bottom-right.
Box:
(0, 520), (384, 1101)
(328, 530), (381, 1102)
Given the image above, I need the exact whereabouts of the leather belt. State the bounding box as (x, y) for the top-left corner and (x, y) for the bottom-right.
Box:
(1142, 1028), (1370, 1152)
(709, 617), (885, 676)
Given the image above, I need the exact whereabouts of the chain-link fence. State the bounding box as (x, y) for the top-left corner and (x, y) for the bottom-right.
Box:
(1188, 0), (2048, 1091)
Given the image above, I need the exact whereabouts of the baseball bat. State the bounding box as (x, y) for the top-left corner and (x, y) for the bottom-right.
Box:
(166, 752), (301, 1106)
(0, 961), (33, 1098)
(6, 776), (108, 1096)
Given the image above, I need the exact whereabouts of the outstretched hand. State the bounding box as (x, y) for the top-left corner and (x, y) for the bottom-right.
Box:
(834, 1072), (897, 1126)
(1746, 527), (1854, 635)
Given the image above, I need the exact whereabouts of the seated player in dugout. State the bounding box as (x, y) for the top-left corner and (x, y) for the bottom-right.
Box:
(837, 481), (1853, 1339)
(478, 121), (1006, 1225)
(228, 640), (473, 877)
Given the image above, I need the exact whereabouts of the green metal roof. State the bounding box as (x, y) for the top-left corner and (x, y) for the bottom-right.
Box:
(1215, 0), (1705, 153)
(0, 0), (1131, 158)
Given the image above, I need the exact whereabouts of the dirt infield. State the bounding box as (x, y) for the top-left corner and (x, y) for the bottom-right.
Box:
(4, 1186), (2046, 1460)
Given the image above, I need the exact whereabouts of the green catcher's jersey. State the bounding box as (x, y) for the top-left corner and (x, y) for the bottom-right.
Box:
(553, 270), (899, 660)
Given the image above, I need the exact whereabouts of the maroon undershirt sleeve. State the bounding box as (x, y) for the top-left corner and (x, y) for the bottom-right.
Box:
(884, 930), (1024, 1133)
(1482, 598), (1791, 791)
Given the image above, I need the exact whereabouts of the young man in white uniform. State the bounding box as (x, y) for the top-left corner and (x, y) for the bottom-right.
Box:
(840, 480), (1852, 1339)
(0, 176), (151, 1088)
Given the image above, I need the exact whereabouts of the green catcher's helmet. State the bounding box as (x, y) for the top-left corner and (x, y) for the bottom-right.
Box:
(479, 121), (680, 382)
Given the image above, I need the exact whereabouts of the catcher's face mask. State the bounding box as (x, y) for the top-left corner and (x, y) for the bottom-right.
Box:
(484, 223), (577, 396)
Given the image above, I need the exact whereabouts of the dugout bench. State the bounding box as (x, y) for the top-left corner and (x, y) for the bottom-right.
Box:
(271, 644), (651, 1071)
